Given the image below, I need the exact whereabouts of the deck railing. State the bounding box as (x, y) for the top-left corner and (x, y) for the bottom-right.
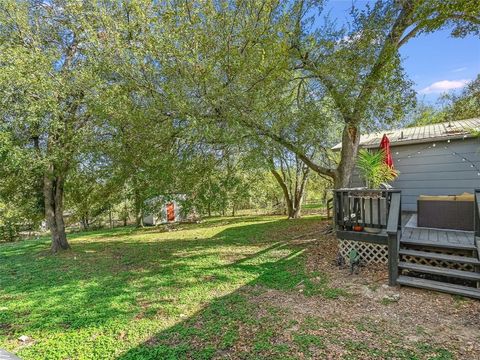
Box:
(333, 189), (402, 286)
(334, 189), (400, 230)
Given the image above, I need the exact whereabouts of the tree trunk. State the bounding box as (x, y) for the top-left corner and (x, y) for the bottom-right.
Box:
(123, 201), (128, 226)
(271, 169), (298, 219)
(133, 188), (143, 227)
(334, 123), (361, 189)
(81, 216), (89, 230)
(292, 166), (309, 219)
(44, 172), (70, 253)
(290, 207), (301, 219)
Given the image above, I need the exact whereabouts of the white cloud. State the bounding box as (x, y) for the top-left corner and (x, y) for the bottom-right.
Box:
(452, 67), (467, 73)
(420, 79), (470, 94)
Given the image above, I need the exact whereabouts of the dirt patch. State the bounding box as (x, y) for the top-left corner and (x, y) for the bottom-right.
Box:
(246, 222), (480, 359)
(0, 323), (13, 335)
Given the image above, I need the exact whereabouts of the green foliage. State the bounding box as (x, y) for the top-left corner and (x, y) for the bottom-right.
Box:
(0, 131), (44, 230)
(0, 223), (19, 242)
(410, 75), (480, 127)
(65, 162), (123, 229)
(439, 75), (480, 121)
(357, 149), (398, 188)
(408, 102), (445, 127)
(0, 0), (478, 241)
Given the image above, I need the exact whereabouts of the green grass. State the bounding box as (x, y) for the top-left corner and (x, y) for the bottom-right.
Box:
(0, 215), (455, 359)
(301, 203), (325, 210)
(0, 215), (335, 359)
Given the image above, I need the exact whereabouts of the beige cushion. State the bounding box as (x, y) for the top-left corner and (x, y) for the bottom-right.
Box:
(419, 192), (474, 202)
(455, 192), (474, 201)
(419, 195), (455, 201)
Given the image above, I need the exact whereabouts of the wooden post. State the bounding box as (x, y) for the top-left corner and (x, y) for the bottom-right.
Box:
(474, 189), (480, 238)
(386, 192), (401, 286)
(387, 232), (399, 286)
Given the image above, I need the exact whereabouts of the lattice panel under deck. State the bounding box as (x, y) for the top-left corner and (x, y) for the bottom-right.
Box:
(339, 239), (388, 265)
(400, 255), (475, 272)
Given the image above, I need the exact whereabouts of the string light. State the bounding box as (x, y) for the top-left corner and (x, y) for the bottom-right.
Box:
(394, 136), (480, 176)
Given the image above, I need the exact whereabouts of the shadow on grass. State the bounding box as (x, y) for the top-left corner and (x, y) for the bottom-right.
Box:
(0, 215), (456, 360)
(0, 216), (332, 359)
(115, 244), (313, 360)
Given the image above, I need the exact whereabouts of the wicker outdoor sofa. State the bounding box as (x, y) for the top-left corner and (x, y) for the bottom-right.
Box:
(417, 193), (474, 231)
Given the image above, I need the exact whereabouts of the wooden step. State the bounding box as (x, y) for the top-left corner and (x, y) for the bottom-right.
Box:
(398, 262), (480, 281)
(400, 238), (477, 251)
(397, 276), (480, 299)
(399, 249), (480, 265)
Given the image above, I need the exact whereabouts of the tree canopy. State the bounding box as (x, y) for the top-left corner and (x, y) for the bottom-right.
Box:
(0, 0), (478, 250)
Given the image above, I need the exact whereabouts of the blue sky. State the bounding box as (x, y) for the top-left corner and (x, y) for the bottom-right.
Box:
(324, 0), (480, 105)
(401, 31), (480, 104)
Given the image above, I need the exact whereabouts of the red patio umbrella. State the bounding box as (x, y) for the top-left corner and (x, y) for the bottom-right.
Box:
(379, 134), (393, 168)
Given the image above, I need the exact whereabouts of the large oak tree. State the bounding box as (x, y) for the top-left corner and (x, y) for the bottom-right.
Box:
(0, 1), (112, 251)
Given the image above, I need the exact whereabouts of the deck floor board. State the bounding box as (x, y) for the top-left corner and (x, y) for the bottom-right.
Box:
(402, 213), (475, 248)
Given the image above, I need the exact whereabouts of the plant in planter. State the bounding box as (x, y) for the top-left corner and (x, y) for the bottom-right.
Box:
(357, 149), (398, 189)
(356, 149), (399, 232)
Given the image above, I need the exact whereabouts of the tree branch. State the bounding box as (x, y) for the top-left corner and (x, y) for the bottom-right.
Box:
(352, 1), (417, 120)
(238, 115), (336, 179)
(398, 24), (422, 47)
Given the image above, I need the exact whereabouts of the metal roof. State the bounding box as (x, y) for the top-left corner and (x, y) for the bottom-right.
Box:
(332, 118), (480, 150)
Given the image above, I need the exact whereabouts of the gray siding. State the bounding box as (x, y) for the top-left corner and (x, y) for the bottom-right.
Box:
(350, 138), (480, 211)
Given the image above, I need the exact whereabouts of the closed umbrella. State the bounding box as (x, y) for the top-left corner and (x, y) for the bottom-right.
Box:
(379, 134), (393, 168)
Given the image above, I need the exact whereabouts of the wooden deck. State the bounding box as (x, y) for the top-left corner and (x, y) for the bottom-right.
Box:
(398, 211), (480, 299)
(334, 190), (480, 299)
(402, 227), (475, 248)
(401, 213), (476, 249)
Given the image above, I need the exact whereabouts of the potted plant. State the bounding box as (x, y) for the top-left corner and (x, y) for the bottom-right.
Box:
(356, 149), (399, 232)
(352, 225), (364, 232)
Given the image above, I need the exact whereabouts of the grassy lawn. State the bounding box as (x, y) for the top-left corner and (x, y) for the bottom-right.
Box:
(301, 203), (324, 210)
(0, 215), (477, 359)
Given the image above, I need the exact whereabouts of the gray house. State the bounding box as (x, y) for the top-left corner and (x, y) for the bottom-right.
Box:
(332, 118), (480, 299)
(334, 118), (480, 212)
